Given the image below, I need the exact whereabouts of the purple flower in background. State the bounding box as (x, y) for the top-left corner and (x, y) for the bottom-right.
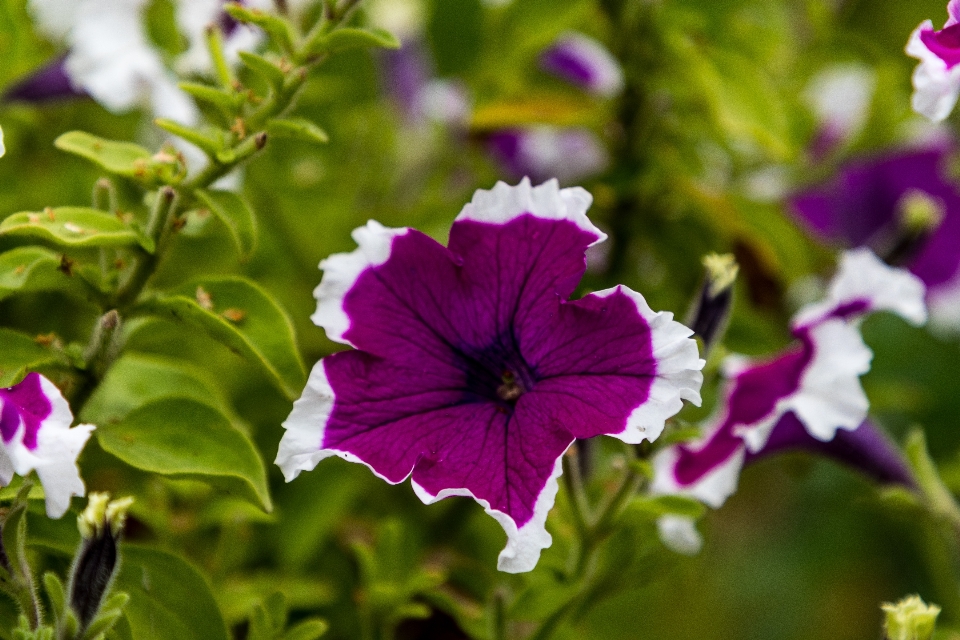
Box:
(541, 32), (624, 98)
(907, 0), (960, 121)
(803, 64), (875, 160)
(790, 145), (960, 328)
(277, 179), (704, 572)
(381, 40), (471, 127)
(487, 127), (609, 185)
(651, 249), (926, 553)
(0, 373), (95, 518)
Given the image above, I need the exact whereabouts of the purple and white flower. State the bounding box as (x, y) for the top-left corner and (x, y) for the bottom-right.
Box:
(907, 0), (960, 122)
(19, 0), (198, 123)
(540, 32), (624, 98)
(803, 64), (875, 159)
(0, 125), (5, 158)
(0, 373), (95, 518)
(487, 127), (609, 185)
(651, 249), (926, 552)
(790, 144), (960, 329)
(278, 179), (704, 573)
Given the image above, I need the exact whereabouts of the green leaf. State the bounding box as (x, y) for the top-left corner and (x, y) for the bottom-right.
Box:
(629, 495), (706, 520)
(80, 353), (237, 425)
(194, 190), (258, 259)
(96, 398), (271, 511)
(54, 132), (152, 177)
(283, 619), (328, 640)
(154, 119), (225, 156)
(0, 247), (74, 302)
(224, 4), (295, 54)
(320, 27), (400, 53)
(113, 547), (230, 640)
(266, 119), (329, 145)
(136, 276), (305, 399)
(238, 51), (285, 90)
(0, 328), (60, 387)
(178, 82), (243, 115)
(0, 208), (152, 251)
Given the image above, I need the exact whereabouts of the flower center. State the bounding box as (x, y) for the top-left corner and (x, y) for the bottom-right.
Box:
(496, 370), (525, 403)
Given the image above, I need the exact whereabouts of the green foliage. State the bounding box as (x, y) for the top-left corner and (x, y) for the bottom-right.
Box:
(136, 276), (306, 399)
(53, 133), (181, 186)
(0, 209), (153, 252)
(113, 547), (230, 640)
(193, 190), (259, 260)
(96, 398), (271, 511)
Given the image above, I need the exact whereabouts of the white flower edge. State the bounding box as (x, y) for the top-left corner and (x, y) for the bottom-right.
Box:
(411, 452), (565, 574)
(907, 20), (960, 123)
(1, 375), (94, 518)
(928, 270), (960, 332)
(551, 31), (625, 98)
(277, 360), (563, 574)
(455, 178), (607, 246)
(657, 515), (703, 556)
(0, 125), (4, 158)
(793, 248), (928, 328)
(736, 319), (872, 451)
(588, 286), (704, 445)
(649, 437), (746, 510)
(311, 221), (410, 346)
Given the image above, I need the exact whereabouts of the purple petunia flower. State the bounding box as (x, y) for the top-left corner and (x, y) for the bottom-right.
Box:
(651, 249), (926, 553)
(790, 144), (960, 328)
(487, 127), (609, 185)
(0, 373), (95, 518)
(277, 179), (705, 572)
(540, 32), (624, 98)
(907, 0), (960, 121)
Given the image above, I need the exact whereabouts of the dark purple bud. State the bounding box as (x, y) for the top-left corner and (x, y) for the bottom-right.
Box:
(687, 254), (738, 353)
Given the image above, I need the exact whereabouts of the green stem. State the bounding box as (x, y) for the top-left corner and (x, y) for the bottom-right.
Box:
(530, 448), (642, 640)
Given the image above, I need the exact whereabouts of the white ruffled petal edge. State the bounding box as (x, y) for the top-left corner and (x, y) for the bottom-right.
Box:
(1, 375), (94, 518)
(589, 287), (704, 445)
(455, 178), (606, 246)
(650, 441), (745, 509)
(736, 319), (872, 451)
(310, 221), (411, 346)
(907, 21), (960, 123)
(657, 515), (703, 555)
(277, 360), (566, 574)
(792, 248), (928, 328)
(411, 452), (566, 574)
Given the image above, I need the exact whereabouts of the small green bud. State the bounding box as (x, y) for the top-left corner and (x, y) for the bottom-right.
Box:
(882, 595), (940, 640)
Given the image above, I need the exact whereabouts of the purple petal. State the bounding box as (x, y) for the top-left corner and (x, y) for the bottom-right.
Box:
(920, 23), (960, 69)
(540, 32), (624, 97)
(281, 179), (704, 572)
(381, 40), (432, 121)
(746, 415), (915, 488)
(4, 56), (85, 103)
(790, 147), (960, 293)
(0, 373), (94, 518)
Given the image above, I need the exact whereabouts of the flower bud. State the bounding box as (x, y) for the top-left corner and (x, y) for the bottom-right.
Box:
(687, 253), (739, 353)
(882, 595), (940, 640)
(69, 493), (133, 631)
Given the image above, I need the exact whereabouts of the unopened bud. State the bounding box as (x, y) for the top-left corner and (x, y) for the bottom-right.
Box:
(83, 310), (122, 372)
(687, 253), (738, 353)
(70, 493), (133, 631)
(885, 190), (945, 267)
(882, 595), (940, 640)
